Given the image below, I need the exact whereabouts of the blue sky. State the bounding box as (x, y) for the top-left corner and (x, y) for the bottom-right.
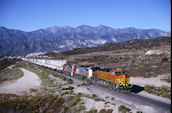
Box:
(0, 0), (171, 31)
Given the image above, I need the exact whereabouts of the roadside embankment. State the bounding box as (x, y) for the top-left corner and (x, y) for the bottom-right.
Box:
(0, 68), (23, 82)
(0, 68), (41, 94)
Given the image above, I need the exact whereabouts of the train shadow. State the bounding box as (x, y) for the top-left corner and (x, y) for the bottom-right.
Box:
(130, 84), (144, 93)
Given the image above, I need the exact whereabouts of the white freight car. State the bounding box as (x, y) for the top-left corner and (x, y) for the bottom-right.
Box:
(22, 58), (67, 71)
(46, 60), (66, 70)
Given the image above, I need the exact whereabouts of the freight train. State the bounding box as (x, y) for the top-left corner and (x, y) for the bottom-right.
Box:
(22, 58), (132, 91)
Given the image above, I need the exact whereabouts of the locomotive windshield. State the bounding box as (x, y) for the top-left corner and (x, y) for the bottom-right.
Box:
(91, 67), (112, 72)
(122, 71), (127, 74)
(115, 72), (121, 76)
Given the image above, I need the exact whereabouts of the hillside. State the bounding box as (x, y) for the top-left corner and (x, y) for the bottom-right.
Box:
(43, 37), (171, 78)
(0, 26), (170, 56)
(45, 36), (171, 56)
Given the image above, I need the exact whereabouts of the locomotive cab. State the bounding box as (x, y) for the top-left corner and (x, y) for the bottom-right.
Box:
(111, 69), (131, 89)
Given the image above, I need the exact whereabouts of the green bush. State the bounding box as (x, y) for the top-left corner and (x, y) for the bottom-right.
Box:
(77, 92), (83, 96)
(75, 95), (81, 104)
(77, 105), (86, 111)
(0, 68), (23, 82)
(106, 109), (113, 113)
(144, 84), (171, 99)
(94, 97), (101, 101)
(62, 86), (74, 90)
(87, 109), (97, 113)
(92, 94), (97, 98)
(161, 58), (168, 63)
(0, 58), (18, 70)
(61, 76), (67, 81)
(29, 88), (38, 92)
(118, 105), (130, 113)
(98, 109), (106, 113)
(54, 98), (65, 109)
(67, 78), (73, 84)
(136, 111), (142, 113)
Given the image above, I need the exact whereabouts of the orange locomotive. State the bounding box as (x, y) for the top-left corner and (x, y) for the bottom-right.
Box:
(92, 67), (132, 90)
(23, 58), (132, 91)
(63, 64), (132, 91)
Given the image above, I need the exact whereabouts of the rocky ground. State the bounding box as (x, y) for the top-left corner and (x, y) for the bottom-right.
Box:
(0, 62), (141, 113)
(43, 45), (171, 78)
(0, 52), (171, 113)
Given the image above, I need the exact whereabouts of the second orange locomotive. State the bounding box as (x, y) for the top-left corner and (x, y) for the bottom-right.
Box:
(63, 64), (132, 90)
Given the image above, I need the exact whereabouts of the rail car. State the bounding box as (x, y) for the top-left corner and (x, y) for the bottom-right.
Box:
(92, 67), (131, 90)
(22, 58), (132, 91)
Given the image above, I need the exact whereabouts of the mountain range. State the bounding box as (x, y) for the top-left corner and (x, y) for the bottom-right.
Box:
(0, 25), (170, 56)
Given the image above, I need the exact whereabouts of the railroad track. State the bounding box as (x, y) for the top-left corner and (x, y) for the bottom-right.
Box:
(54, 71), (171, 113)
(32, 64), (171, 113)
(115, 91), (171, 113)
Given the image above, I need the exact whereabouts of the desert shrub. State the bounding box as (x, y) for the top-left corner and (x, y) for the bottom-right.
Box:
(63, 106), (69, 112)
(144, 85), (153, 93)
(62, 86), (74, 91)
(136, 111), (142, 113)
(67, 78), (73, 84)
(47, 80), (56, 87)
(61, 91), (71, 96)
(29, 88), (38, 92)
(77, 105), (86, 111)
(61, 76), (67, 81)
(160, 85), (168, 91)
(81, 83), (86, 86)
(0, 58), (18, 70)
(161, 58), (168, 63)
(0, 68), (23, 82)
(94, 97), (101, 101)
(92, 94), (97, 98)
(68, 86), (74, 90)
(75, 95), (81, 104)
(87, 109), (97, 113)
(98, 109), (106, 113)
(118, 105), (130, 113)
(161, 92), (169, 98)
(105, 96), (109, 98)
(78, 83), (86, 86)
(112, 103), (116, 105)
(54, 97), (65, 109)
(0, 94), (69, 113)
(106, 109), (113, 113)
(77, 92), (83, 96)
(144, 84), (171, 99)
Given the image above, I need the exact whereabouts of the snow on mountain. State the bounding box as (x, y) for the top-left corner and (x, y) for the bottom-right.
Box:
(111, 38), (117, 42)
(0, 25), (170, 56)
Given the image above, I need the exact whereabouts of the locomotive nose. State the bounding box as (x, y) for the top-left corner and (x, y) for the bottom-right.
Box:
(123, 74), (126, 78)
(122, 74), (128, 85)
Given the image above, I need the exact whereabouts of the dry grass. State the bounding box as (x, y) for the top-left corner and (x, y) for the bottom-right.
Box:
(62, 46), (171, 77)
(0, 68), (23, 82)
(144, 85), (171, 99)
